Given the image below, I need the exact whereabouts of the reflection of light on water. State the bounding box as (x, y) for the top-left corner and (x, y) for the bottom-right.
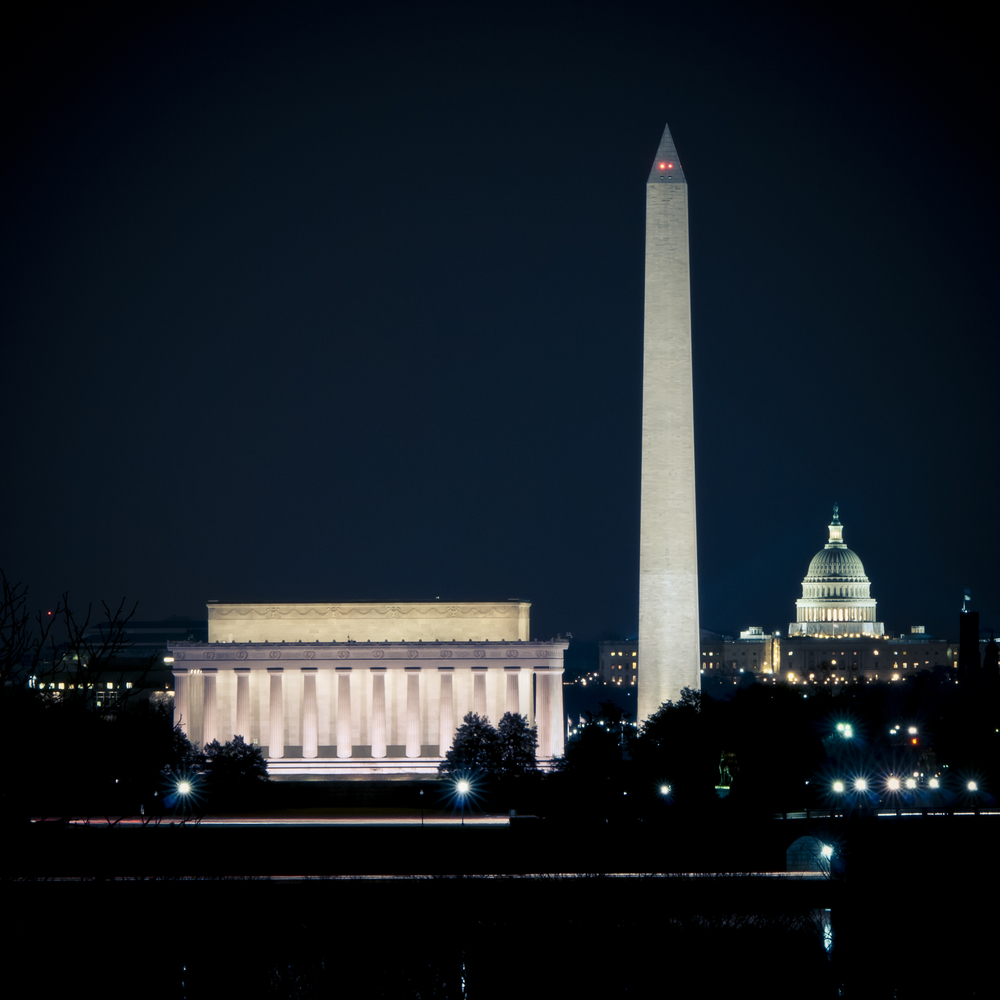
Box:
(823, 909), (833, 956)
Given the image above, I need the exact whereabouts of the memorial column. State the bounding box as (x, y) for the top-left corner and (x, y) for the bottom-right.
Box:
(371, 670), (387, 758)
(536, 670), (552, 758)
(268, 668), (284, 758)
(202, 668), (218, 746)
(551, 666), (565, 757)
(234, 668), (250, 739)
(302, 667), (318, 759)
(405, 670), (421, 758)
(505, 669), (520, 715)
(438, 670), (454, 755)
(336, 671), (352, 758)
(472, 669), (487, 717)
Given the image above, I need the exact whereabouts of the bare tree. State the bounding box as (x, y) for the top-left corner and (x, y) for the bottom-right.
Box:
(1, 571), (59, 689)
(1, 570), (155, 713)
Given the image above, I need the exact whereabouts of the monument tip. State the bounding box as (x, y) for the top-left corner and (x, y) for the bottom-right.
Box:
(647, 122), (686, 185)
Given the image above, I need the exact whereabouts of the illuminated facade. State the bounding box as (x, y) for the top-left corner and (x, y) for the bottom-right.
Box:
(788, 505), (885, 638)
(167, 601), (567, 776)
(638, 122), (701, 722)
(701, 628), (781, 678)
(701, 627), (958, 687)
(777, 631), (955, 685)
(598, 641), (638, 687)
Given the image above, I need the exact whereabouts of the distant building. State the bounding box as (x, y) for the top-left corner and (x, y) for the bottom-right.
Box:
(701, 627), (781, 684)
(788, 505), (884, 638)
(168, 601), (567, 776)
(597, 640), (638, 688)
(30, 617), (205, 711)
(772, 627), (956, 688)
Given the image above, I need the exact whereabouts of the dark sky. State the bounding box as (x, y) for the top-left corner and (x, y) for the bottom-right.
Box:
(3, 1), (996, 643)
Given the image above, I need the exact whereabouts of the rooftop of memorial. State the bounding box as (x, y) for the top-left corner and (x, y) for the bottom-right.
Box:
(206, 600), (532, 644)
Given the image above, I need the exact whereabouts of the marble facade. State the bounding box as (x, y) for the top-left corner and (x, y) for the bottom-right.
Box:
(638, 123), (702, 721)
(169, 602), (566, 776)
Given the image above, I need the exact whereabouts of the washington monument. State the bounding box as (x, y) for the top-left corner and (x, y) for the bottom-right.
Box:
(638, 122), (701, 722)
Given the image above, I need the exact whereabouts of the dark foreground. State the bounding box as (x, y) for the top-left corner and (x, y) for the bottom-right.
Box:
(6, 812), (997, 998)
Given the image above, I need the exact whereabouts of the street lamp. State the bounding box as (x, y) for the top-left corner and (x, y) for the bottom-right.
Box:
(454, 776), (472, 826)
(832, 780), (845, 794)
(853, 777), (868, 792)
(163, 772), (201, 813)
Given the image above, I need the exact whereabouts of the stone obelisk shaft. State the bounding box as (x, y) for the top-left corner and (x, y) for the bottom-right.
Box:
(638, 123), (701, 722)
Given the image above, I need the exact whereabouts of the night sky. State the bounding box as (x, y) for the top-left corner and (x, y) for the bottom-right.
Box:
(3, 2), (996, 643)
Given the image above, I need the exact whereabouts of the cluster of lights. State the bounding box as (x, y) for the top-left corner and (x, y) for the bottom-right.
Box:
(830, 774), (977, 795)
(835, 722), (854, 739)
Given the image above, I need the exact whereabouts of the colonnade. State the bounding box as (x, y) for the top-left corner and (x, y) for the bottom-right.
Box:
(799, 606), (875, 623)
(171, 662), (564, 763)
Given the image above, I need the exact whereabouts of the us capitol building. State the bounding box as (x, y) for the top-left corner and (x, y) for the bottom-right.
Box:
(702, 506), (956, 688)
(787, 504), (884, 638)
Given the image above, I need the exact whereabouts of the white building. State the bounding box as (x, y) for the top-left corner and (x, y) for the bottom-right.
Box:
(168, 600), (567, 777)
(788, 504), (885, 638)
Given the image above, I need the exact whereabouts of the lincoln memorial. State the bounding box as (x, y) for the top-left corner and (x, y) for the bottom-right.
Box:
(167, 600), (567, 777)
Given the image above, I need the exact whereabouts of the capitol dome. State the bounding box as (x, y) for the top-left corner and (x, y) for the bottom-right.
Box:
(804, 545), (868, 585)
(789, 505), (884, 638)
